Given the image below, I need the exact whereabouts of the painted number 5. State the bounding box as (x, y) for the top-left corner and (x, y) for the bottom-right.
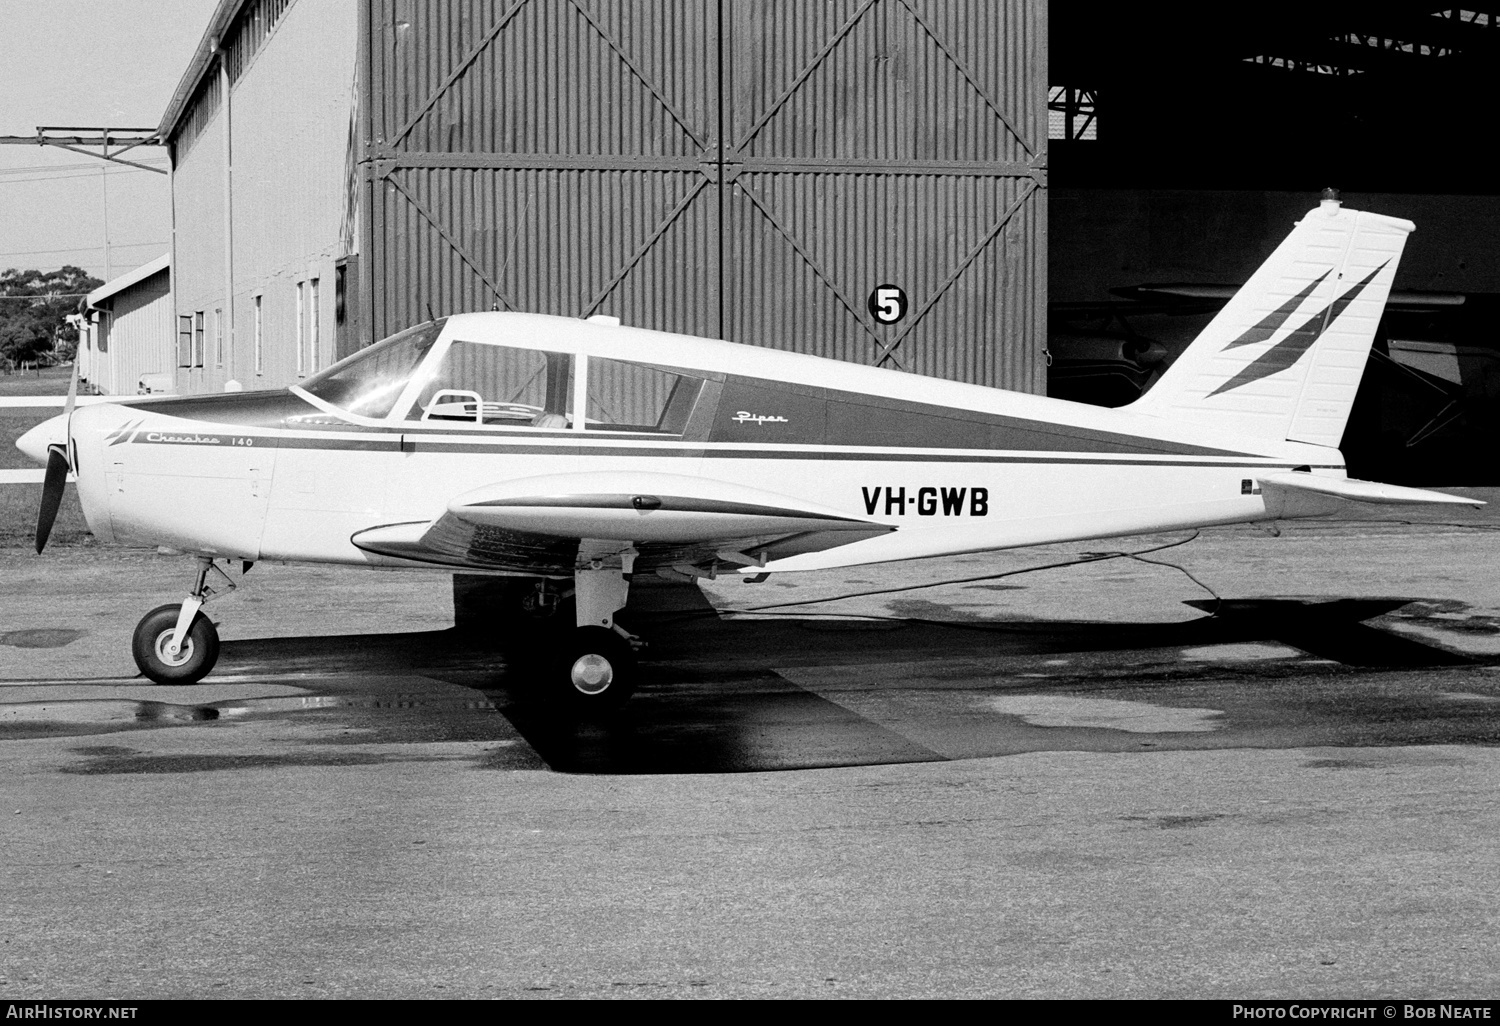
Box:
(867, 284), (908, 325)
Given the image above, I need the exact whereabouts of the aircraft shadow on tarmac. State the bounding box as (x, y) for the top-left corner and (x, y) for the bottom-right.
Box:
(215, 589), (1497, 775)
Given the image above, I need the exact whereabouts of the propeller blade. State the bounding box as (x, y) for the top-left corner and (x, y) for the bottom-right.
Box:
(35, 358), (83, 554)
(35, 444), (69, 554)
(64, 356), (79, 417)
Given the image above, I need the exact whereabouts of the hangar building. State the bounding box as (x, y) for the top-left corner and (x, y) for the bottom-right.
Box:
(156, 1), (1498, 484)
(76, 254), (174, 397)
(159, 0), (1048, 396)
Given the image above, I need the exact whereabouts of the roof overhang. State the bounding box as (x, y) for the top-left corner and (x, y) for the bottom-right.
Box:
(87, 254), (171, 309)
(156, 0), (251, 142)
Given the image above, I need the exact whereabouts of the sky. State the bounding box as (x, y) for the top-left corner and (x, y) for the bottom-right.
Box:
(0, 0), (217, 284)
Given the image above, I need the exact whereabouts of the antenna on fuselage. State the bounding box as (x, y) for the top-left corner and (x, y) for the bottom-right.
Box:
(425, 300), (436, 324)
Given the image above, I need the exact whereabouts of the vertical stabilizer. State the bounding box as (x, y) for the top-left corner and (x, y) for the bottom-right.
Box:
(1128, 202), (1413, 447)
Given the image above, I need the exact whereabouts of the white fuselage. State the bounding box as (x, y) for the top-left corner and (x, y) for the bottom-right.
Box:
(52, 312), (1340, 576)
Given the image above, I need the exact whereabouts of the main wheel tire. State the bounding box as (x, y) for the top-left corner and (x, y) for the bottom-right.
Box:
(132, 603), (220, 686)
(553, 626), (637, 715)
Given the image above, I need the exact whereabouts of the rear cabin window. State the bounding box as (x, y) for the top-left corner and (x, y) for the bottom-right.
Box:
(585, 358), (703, 433)
(409, 340), (573, 428)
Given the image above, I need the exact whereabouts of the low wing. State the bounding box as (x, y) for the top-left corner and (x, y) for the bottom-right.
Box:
(351, 472), (892, 576)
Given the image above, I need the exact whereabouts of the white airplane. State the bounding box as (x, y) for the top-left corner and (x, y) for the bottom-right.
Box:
(17, 198), (1482, 712)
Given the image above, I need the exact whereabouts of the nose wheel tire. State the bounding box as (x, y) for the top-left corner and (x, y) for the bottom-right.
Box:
(132, 603), (220, 686)
(554, 626), (636, 714)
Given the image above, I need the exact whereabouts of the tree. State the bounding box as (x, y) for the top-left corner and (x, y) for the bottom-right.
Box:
(0, 266), (102, 366)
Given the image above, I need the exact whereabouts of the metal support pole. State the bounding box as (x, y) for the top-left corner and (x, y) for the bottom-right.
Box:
(217, 40), (236, 382)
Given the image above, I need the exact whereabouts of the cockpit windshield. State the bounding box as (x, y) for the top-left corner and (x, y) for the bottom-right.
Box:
(299, 318), (447, 419)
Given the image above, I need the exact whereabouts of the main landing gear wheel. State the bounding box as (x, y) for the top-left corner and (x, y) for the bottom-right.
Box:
(132, 603), (220, 685)
(553, 626), (636, 715)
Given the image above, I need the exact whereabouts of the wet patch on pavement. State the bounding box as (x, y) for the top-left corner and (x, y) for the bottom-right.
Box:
(0, 698), (221, 738)
(1, 629), (84, 648)
(487, 668), (946, 774)
(61, 747), (400, 774)
(1299, 749), (1468, 772)
(57, 739), (542, 774)
(1181, 642), (1304, 662)
(6, 594), (1500, 774)
(1302, 757), (1390, 770)
(1121, 813), (1230, 830)
(984, 696), (1224, 733)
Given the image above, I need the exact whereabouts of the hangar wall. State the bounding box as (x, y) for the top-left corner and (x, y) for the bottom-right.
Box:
(361, 0), (1048, 391)
(164, 0), (1047, 395)
(166, 0), (359, 395)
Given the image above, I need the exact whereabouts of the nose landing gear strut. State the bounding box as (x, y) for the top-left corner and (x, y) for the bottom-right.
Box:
(132, 557), (234, 685)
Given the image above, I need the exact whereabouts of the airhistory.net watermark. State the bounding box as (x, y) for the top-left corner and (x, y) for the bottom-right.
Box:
(4, 1008), (137, 1020)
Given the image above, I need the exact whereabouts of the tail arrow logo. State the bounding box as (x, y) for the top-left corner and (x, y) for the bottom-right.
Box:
(105, 420), (143, 446)
(1208, 260), (1389, 397)
(1221, 270), (1330, 350)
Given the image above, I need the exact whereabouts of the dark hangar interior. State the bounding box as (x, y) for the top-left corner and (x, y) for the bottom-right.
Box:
(1047, 2), (1500, 483)
(1050, 1), (1495, 193)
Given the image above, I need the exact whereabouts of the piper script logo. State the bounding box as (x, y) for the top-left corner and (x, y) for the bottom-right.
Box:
(732, 412), (788, 426)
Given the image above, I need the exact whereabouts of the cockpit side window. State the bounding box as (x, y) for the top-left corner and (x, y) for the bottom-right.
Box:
(407, 340), (574, 428)
(300, 318), (446, 419)
(585, 358), (705, 433)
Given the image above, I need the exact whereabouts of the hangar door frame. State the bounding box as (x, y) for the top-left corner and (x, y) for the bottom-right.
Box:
(360, 0), (1046, 390)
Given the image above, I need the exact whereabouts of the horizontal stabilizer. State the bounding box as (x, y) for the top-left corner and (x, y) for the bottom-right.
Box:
(1260, 473), (1484, 508)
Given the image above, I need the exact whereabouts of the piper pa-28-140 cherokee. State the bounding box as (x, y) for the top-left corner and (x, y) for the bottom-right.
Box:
(17, 199), (1482, 711)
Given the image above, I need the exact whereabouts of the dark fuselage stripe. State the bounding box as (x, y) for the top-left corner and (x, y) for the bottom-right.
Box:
(128, 387), (1261, 459)
(131, 430), (1330, 468)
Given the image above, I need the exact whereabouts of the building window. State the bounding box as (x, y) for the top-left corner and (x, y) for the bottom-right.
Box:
(253, 295), (263, 375)
(177, 315), (193, 368)
(295, 282), (305, 377)
(1048, 86), (1097, 141)
(193, 312), (205, 368)
(308, 277), (320, 374)
(214, 308), (224, 367)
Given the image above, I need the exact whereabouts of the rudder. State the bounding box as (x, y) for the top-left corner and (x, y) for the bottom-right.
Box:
(1128, 200), (1414, 448)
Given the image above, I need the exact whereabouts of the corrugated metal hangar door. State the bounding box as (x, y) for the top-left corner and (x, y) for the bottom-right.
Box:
(362, 0), (1046, 390)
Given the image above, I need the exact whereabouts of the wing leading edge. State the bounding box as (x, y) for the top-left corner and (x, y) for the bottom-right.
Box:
(350, 472), (892, 576)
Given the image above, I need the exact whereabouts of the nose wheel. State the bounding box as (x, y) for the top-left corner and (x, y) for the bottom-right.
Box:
(132, 603), (220, 685)
(132, 557), (234, 685)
